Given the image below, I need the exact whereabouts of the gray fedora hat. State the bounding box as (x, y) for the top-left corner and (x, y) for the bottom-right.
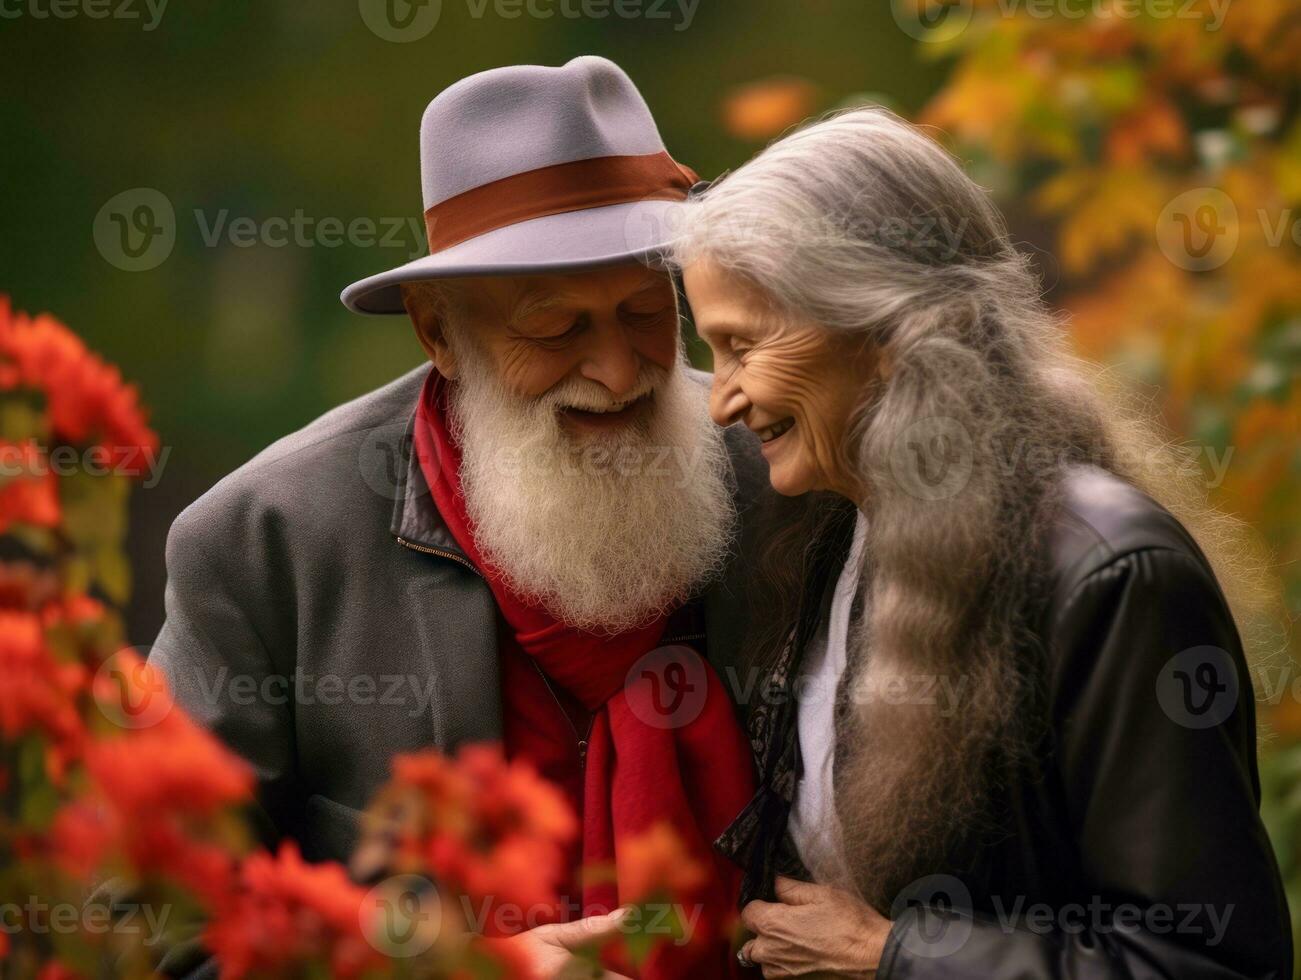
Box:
(340, 55), (697, 315)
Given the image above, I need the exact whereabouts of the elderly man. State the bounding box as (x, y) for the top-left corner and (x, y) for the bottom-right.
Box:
(152, 57), (771, 978)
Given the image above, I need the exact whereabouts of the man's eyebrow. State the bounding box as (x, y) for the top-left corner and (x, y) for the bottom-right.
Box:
(508, 289), (567, 322)
(625, 275), (668, 297)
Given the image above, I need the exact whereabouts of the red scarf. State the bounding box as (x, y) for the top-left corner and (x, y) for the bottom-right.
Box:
(414, 372), (753, 978)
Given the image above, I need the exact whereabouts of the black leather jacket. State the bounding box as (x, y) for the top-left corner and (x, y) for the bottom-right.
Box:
(718, 465), (1293, 980)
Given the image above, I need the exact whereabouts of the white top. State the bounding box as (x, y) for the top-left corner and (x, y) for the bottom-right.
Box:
(788, 510), (869, 882)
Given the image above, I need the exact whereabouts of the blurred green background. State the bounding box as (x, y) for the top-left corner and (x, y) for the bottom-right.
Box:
(3, 0), (1299, 968)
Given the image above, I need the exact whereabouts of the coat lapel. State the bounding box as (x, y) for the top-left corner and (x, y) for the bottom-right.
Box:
(389, 378), (504, 748)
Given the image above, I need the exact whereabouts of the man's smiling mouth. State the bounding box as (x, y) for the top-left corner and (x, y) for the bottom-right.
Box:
(559, 393), (653, 428)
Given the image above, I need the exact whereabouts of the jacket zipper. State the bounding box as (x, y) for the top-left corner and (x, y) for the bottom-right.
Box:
(395, 535), (483, 577)
(531, 660), (596, 768)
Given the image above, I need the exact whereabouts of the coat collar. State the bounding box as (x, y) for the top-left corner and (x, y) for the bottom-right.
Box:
(387, 368), (472, 561)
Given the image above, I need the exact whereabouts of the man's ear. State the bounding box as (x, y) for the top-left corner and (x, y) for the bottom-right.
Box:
(402, 284), (459, 380)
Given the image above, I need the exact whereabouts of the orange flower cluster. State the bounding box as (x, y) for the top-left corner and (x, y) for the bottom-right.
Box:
(0, 441), (60, 534)
(0, 583), (583, 979)
(615, 823), (707, 907)
(0, 606), (85, 778)
(5, 611), (568, 977)
(205, 842), (385, 980)
(0, 297), (158, 475)
(67, 657), (253, 902)
(0, 595), (118, 785)
(366, 746), (579, 925)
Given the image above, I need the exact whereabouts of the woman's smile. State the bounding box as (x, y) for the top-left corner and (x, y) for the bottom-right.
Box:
(754, 417), (795, 445)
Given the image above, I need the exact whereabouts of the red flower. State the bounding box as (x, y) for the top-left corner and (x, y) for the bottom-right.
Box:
(71, 675), (254, 899)
(382, 746), (578, 921)
(0, 560), (60, 611)
(0, 609), (85, 769)
(615, 823), (707, 906)
(84, 697), (253, 818)
(47, 799), (118, 879)
(0, 296), (158, 474)
(205, 841), (383, 980)
(0, 441), (60, 533)
(35, 962), (84, 980)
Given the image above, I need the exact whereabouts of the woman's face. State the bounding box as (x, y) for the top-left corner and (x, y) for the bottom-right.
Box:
(683, 259), (882, 501)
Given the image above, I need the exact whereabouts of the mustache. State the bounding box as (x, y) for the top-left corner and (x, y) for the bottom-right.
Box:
(537, 364), (666, 414)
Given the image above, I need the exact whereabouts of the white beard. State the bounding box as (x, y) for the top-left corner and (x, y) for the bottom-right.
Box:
(446, 344), (737, 634)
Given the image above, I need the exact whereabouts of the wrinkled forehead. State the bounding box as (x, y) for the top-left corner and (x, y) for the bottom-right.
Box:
(682, 259), (783, 343)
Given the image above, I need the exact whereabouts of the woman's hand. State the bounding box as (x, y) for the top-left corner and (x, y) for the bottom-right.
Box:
(739, 877), (891, 978)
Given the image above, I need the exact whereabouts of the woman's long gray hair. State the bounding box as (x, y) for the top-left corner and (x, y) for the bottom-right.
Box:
(671, 106), (1280, 911)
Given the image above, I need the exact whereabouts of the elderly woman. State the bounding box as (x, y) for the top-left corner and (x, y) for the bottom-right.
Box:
(672, 108), (1293, 979)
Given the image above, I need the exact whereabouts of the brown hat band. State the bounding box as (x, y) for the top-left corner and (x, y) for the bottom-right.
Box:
(423, 151), (698, 255)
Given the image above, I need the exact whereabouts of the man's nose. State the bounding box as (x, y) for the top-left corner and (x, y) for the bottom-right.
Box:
(579, 321), (642, 396)
(710, 369), (749, 428)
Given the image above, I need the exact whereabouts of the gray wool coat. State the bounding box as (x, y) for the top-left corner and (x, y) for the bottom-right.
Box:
(149, 363), (776, 866)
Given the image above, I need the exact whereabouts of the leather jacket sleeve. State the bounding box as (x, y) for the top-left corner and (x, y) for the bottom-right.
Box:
(881, 545), (1294, 980)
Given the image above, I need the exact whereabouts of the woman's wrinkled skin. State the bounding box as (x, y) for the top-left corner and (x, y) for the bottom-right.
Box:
(684, 259), (883, 504)
(740, 878), (890, 978)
